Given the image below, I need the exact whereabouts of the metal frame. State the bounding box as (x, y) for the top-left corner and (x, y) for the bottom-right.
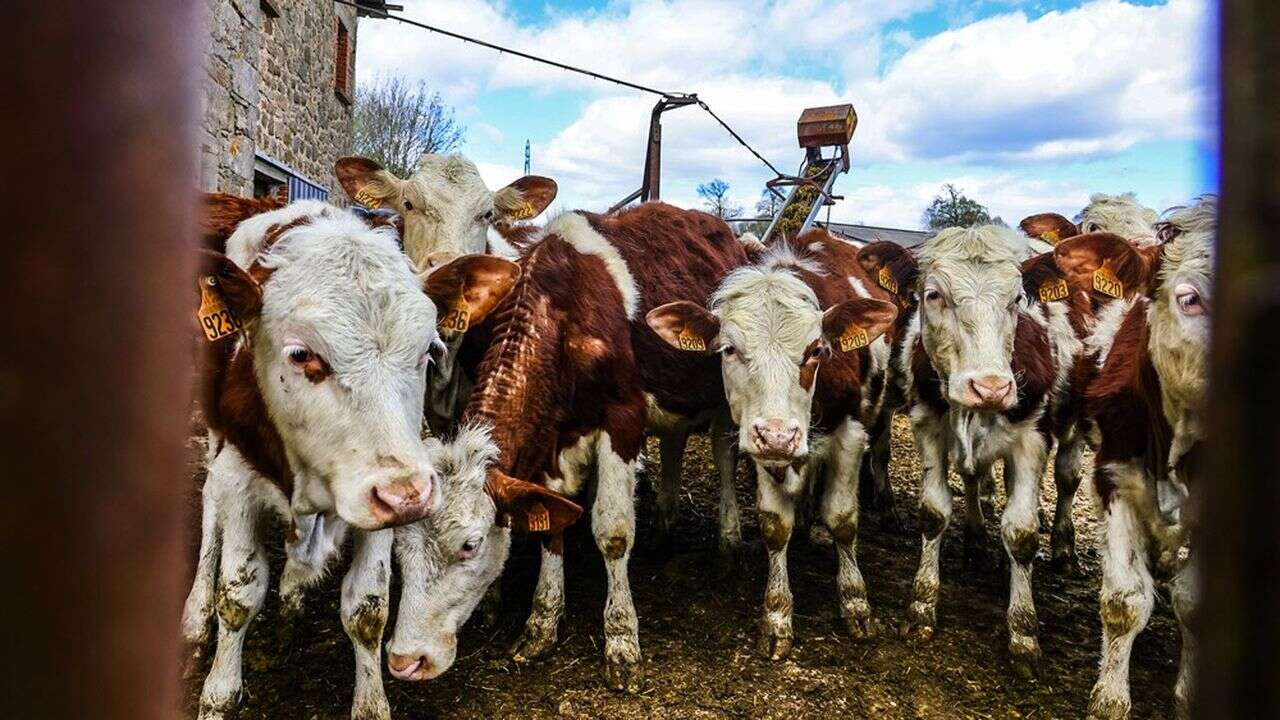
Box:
(609, 95), (699, 213)
(758, 143), (849, 244)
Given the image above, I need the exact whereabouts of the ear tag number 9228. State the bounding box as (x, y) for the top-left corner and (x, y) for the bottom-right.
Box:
(197, 277), (242, 342)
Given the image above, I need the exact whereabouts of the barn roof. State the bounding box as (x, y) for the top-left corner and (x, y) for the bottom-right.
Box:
(817, 221), (931, 248)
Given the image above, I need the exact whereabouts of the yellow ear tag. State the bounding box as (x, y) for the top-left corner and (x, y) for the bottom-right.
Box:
(677, 327), (707, 352)
(1038, 277), (1070, 303)
(877, 265), (898, 294)
(509, 200), (537, 220)
(1093, 260), (1124, 299)
(525, 502), (550, 532)
(838, 324), (870, 352)
(1041, 230), (1061, 245)
(439, 302), (471, 334)
(353, 187), (382, 209)
(197, 277), (243, 342)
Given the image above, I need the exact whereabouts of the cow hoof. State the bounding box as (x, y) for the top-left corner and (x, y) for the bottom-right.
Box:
(758, 628), (793, 660)
(808, 524), (834, 547)
(1050, 550), (1083, 577)
(1086, 689), (1131, 720)
(899, 604), (936, 643)
(197, 696), (238, 720)
(1009, 635), (1042, 681)
(351, 697), (392, 720)
(843, 614), (879, 641)
(603, 656), (644, 694)
(510, 627), (558, 662)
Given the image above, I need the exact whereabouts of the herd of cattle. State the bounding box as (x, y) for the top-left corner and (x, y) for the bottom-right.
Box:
(185, 152), (1214, 720)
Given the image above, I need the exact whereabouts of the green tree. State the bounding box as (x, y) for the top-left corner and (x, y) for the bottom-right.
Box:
(921, 183), (1004, 230)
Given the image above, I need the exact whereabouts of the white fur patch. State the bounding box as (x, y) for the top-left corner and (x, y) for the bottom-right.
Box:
(548, 213), (640, 319)
(847, 276), (871, 298)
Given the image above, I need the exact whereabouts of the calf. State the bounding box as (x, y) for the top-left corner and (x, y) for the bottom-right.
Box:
(386, 203), (748, 692)
(1081, 198), (1215, 720)
(182, 199), (518, 720)
(870, 224), (1081, 678)
(648, 229), (897, 658)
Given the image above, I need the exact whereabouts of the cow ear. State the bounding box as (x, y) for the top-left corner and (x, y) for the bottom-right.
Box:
(335, 156), (404, 210)
(424, 254), (521, 336)
(200, 192), (286, 251)
(645, 301), (720, 353)
(493, 176), (557, 222)
(822, 298), (897, 353)
(486, 469), (583, 534)
(196, 249), (262, 325)
(1020, 252), (1073, 304)
(1054, 232), (1152, 299)
(1018, 213), (1079, 246)
(856, 241), (917, 304)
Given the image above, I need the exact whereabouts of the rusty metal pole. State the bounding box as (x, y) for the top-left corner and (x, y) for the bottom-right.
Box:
(1197, 0), (1280, 716)
(0, 3), (200, 718)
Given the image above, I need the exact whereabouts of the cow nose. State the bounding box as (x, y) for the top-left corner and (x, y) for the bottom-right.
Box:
(751, 419), (801, 457)
(387, 652), (431, 681)
(968, 375), (1014, 408)
(370, 473), (435, 527)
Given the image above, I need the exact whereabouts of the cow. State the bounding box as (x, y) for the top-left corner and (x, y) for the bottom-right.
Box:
(646, 229), (897, 658)
(385, 203), (749, 692)
(182, 198), (520, 720)
(1080, 198), (1215, 720)
(333, 153), (557, 431)
(859, 224), (1082, 679)
(1019, 192), (1161, 251)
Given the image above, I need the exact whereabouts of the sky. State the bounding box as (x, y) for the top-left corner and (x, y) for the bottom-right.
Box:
(355, 0), (1218, 230)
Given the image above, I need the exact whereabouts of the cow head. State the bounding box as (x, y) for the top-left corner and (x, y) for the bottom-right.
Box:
(387, 426), (581, 681)
(335, 154), (557, 271)
(1076, 192), (1160, 246)
(916, 225), (1028, 412)
(646, 257), (895, 465)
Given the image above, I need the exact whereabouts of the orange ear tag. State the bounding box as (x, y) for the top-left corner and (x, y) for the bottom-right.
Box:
(1093, 260), (1124, 299)
(353, 187), (382, 209)
(509, 200), (537, 220)
(197, 277), (243, 342)
(1038, 277), (1070, 303)
(1040, 230), (1061, 245)
(525, 502), (550, 532)
(838, 325), (870, 352)
(877, 265), (898, 294)
(439, 302), (471, 334)
(677, 327), (707, 351)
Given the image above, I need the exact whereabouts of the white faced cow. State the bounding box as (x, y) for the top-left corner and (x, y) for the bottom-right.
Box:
(1082, 198), (1215, 720)
(182, 199), (519, 720)
(648, 230), (897, 659)
(877, 224), (1081, 679)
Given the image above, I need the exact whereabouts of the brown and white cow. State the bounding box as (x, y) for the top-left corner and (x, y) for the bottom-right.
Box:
(385, 203), (749, 692)
(863, 224), (1082, 679)
(182, 198), (520, 720)
(648, 229), (897, 658)
(1019, 192), (1161, 252)
(1079, 198), (1215, 720)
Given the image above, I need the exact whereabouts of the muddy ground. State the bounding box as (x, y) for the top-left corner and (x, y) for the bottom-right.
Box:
(183, 416), (1179, 719)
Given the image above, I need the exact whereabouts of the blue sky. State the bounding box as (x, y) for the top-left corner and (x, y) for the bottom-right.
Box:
(356, 0), (1217, 229)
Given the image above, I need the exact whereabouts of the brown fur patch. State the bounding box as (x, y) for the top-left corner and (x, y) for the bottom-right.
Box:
(200, 192), (286, 252)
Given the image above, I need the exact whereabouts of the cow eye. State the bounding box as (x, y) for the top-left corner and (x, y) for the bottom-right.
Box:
(459, 535), (484, 559)
(284, 344), (313, 367)
(1175, 286), (1205, 316)
(924, 287), (945, 306)
(403, 200), (415, 211)
(720, 344), (737, 358)
(1086, 222), (1099, 232)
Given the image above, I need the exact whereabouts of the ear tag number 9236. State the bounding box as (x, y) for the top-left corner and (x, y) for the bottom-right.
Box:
(197, 277), (242, 342)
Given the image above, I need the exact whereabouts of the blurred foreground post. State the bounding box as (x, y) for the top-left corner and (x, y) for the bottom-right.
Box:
(1198, 0), (1280, 716)
(0, 2), (199, 718)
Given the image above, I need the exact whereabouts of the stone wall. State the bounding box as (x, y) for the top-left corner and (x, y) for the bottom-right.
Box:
(199, 0), (357, 197)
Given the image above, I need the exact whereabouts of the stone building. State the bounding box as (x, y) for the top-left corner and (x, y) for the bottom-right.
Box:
(200, 0), (394, 201)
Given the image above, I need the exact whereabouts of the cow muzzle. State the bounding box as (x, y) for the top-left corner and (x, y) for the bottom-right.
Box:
(369, 473), (436, 528)
(749, 418), (804, 465)
(387, 639), (453, 681)
(959, 373), (1016, 412)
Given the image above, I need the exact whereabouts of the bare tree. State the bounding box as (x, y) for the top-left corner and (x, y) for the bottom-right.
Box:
(353, 75), (466, 177)
(697, 178), (743, 220)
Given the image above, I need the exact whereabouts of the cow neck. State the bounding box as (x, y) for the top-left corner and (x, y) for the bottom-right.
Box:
(462, 241), (564, 477)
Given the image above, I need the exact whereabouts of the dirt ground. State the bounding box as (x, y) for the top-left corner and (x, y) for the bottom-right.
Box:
(183, 416), (1180, 719)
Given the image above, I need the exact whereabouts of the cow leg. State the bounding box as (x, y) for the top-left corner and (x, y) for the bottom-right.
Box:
(594, 432), (643, 692)
(961, 462), (995, 569)
(278, 513), (348, 660)
(182, 472), (222, 672)
(868, 410), (903, 532)
(341, 529), (393, 720)
(1050, 434), (1085, 574)
(511, 541), (565, 661)
(198, 458), (268, 720)
(1088, 471), (1155, 720)
(1002, 429), (1047, 679)
(902, 409), (950, 641)
(654, 428), (689, 544)
(822, 419), (876, 640)
(1171, 552), (1197, 720)
(756, 462), (800, 659)
(711, 408), (743, 559)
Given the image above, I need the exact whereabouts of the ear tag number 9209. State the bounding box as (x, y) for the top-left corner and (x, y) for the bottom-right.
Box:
(838, 325), (870, 352)
(197, 277), (242, 342)
(677, 327), (707, 352)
